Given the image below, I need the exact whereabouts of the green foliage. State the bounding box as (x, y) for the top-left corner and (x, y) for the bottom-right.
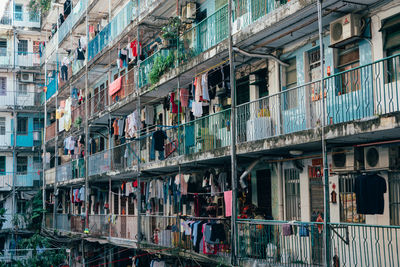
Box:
(149, 52), (175, 84)
(29, 0), (51, 13)
(0, 208), (6, 230)
(74, 116), (82, 128)
(161, 17), (182, 40)
(26, 191), (45, 231)
(13, 234), (67, 267)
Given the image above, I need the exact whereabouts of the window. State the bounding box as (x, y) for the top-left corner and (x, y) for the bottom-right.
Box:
(382, 14), (400, 84)
(14, 5), (23, 21)
(17, 117), (28, 134)
(283, 58), (298, 109)
(33, 156), (42, 170)
(17, 200), (26, 214)
(0, 156), (5, 175)
(339, 174), (365, 223)
(18, 83), (27, 96)
(18, 40), (28, 55)
(0, 39), (6, 56)
(389, 172), (400, 225)
(0, 77), (6, 96)
(16, 156), (28, 174)
(336, 44), (360, 95)
(33, 118), (43, 131)
(285, 168), (301, 220)
(0, 117), (5, 135)
(308, 49), (324, 101)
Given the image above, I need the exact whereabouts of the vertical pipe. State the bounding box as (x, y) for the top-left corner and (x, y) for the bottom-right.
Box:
(84, 3), (90, 232)
(317, 1), (330, 266)
(228, 0), (238, 265)
(42, 28), (49, 230)
(11, 30), (17, 259)
(135, 0), (142, 242)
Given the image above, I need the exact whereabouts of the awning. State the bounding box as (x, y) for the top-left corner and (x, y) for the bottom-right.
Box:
(109, 77), (122, 96)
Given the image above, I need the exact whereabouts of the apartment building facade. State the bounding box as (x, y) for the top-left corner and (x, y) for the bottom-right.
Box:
(0, 0), (44, 261)
(41, 0), (400, 266)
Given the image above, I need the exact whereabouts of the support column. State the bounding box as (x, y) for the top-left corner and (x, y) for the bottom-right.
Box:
(228, 0), (238, 265)
(317, 1), (330, 266)
(84, 6), (90, 233)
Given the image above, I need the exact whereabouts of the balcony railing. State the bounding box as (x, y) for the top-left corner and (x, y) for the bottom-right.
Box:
(56, 159), (85, 183)
(0, 91), (42, 108)
(237, 219), (400, 267)
(45, 77), (57, 101)
(0, 51), (40, 67)
(0, 172), (41, 188)
(45, 122), (56, 142)
(45, 168), (56, 184)
(0, 11), (40, 27)
(87, 1), (134, 62)
(88, 149), (111, 176)
(58, 0), (89, 44)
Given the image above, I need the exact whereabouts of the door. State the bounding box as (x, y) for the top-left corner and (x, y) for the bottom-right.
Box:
(256, 169), (272, 218)
(310, 176), (324, 265)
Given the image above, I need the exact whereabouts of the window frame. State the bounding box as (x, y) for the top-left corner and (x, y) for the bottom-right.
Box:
(16, 156), (28, 175)
(18, 83), (28, 96)
(0, 117), (5, 135)
(17, 117), (28, 135)
(14, 4), (23, 21)
(0, 77), (6, 96)
(0, 156), (5, 175)
(284, 168), (301, 221)
(339, 173), (365, 223)
(0, 39), (7, 57)
(18, 39), (28, 55)
(335, 44), (360, 95)
(282, 57), (298, 110)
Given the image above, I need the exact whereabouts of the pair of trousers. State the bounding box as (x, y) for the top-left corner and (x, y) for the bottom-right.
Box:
(61, 65), (68, 81)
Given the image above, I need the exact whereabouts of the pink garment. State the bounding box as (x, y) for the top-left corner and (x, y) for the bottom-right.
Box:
(109, 77), (122, 96)
(180, 88), (189, 107)
(224, 190), (232, 217)
(194, 76), (202, 102)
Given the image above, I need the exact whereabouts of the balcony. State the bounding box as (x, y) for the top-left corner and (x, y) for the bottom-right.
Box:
(87, 1), (134, 62)
(56, 159), (85, 183)
(45, 77), (57, 101)
(237, 219), (400, 266)
(45, 122), (56, 142)
(45, 168), (56, 185)
(0, 11), (40, 28)
(58, 0), (89, 45)
(0, 51), (41, 68)
(0, 91), (42, 109)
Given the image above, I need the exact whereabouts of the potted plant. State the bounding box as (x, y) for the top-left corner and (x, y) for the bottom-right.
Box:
(161, 17), (182, 47)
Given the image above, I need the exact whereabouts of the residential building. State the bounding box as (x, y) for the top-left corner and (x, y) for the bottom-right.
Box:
(0, 0), (44, 261)
(41, 0), (400, 266)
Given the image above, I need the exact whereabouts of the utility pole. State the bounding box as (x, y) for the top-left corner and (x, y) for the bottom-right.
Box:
(11, 27), (17, 262)
(228, 0), (238, 265)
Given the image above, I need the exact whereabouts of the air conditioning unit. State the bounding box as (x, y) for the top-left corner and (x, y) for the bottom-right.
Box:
(186, 2), (196, 19)
(364, 146), (400, 170)
(331, 147), (357, 172)
(330, 14), (361, 47)
(20, 73), (33, 82)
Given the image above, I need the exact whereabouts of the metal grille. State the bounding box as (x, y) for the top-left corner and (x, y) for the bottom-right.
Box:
(389, 172), (400, 225)
(339, 174), (365, 223)
(284, 168), (301, 220)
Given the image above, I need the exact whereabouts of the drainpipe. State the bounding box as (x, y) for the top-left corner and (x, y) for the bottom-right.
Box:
(228, 0), (238, 265)
(317, 1), (331, 266)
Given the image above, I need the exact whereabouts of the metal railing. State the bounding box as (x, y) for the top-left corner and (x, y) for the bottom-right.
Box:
(237, 219), (400, 267)
(88, 149), (111, 176)
(87, 1), (134, 62)
(56, 159), (85, 182)
(58, 0), (89, 44)
(0, 11), (40, 26)
(0, 51), (40, 67)
(45, 122), (56, 142)
(89, 214), (111, 238)
(179, 4), (229, 63)
(140, 215), (180, 248)
(232, 0), (289, 33)
(0, 91), (42, 108)
(45, 168), (56, 184)
(110, 215), (138, 240)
